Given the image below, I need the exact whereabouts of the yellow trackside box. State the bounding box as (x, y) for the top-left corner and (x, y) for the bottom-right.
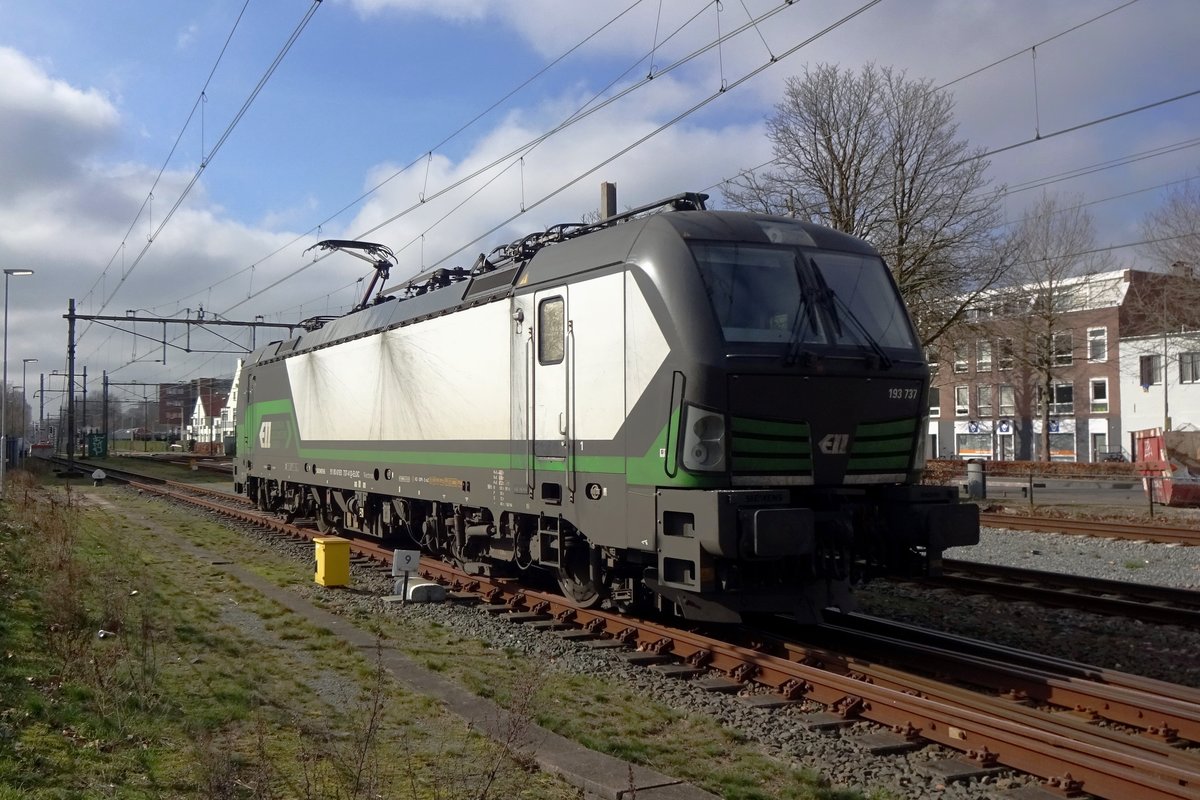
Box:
(313, 536), (351, 587)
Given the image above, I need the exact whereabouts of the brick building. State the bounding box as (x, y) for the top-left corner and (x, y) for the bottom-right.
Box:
(158, 377), (232, 436)
(928, 268), (1200, 462)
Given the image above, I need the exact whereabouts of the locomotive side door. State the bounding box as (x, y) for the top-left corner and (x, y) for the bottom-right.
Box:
(531, 287), (570, 505)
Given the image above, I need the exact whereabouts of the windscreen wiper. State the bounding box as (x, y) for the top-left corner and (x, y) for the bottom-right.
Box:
(809, 258), (892, 370)
(784, 256), (821, 367)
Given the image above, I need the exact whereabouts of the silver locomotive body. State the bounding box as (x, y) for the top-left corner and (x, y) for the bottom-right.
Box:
(236, 194), (978, 622)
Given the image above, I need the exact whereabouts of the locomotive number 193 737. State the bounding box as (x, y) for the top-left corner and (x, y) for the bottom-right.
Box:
(887, 387), (919, 400)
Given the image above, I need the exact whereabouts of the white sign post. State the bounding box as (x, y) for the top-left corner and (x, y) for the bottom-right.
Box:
(392, 549), (421, 603)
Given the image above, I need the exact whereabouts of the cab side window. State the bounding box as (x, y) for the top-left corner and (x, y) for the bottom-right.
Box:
(538, 297), (564, 365)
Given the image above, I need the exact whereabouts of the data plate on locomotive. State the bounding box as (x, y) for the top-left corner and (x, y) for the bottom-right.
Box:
(721, 489), (788, 506)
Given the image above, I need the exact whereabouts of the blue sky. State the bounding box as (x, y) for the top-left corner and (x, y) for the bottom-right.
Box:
(0, 0), (1197, 406)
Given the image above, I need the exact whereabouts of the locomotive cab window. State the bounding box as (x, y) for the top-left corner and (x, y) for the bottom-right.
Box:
(538, 297), (565, 365)
(689, 241), (918, 353)
(690, 243), (810, 344)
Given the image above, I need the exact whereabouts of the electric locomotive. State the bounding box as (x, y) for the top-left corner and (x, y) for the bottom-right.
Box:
(235, 192), (978, 622)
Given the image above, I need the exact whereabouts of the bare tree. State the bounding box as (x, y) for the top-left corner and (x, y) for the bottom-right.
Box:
(1141, 178), (1200, 276)
(724, 63), (1012, 345)
(1000, 193), (1108, 460)
(1120, 181), (1200, 431)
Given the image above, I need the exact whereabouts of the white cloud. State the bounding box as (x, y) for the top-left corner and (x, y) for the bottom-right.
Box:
(338, 76), (769, 287)
(347, 0), (494, 23)
(0, 47), (120, 194)
(0, 49), (309, 377)
(176, 22), (200, 51)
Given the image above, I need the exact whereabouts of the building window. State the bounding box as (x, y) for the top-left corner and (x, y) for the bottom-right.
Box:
(955, 385), (969, 416)
(976, 340), (992, 372)
(926, 347), (940, 374)
(1039, 382), (1074, 415)
(1087, 327), (1107, 362)
(953, 344), (968, 373)
(929, 386), (941, 418)
(1180, 351), (1200, 384)
(1046, 432), (1076, 462)
(1090, 378), (1108, 413)
(977, 384), (993, 417)
(999, 384), (1015, 416)
(1140, 354), (1162, 387)
(998, 338), (1014, 370)
(1052, 332), (1073, 367)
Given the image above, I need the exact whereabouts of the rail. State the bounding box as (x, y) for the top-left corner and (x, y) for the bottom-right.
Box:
(928, 559), (1200, 627)
(979, 512), (1200, 545)
(119, 480), (1200, 799)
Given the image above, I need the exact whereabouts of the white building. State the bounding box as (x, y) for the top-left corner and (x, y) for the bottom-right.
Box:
(220, 360), (242, 445)
(1118, 330), (1200, 446)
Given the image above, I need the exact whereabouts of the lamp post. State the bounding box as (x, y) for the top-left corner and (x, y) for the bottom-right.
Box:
(1, 268), (34, 500)
(21, 358), (37, 455)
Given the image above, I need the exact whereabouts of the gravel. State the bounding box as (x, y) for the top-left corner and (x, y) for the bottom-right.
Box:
(947, 525), (1200, 590)
(158, 492), (1200, 799)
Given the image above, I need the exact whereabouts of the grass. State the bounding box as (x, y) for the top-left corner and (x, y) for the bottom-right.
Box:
(5, 469), (870, 800)
(0, 471), (578, 799)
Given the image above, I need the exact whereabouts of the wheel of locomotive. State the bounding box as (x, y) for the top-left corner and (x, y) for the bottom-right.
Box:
(556, 544), (601, 608)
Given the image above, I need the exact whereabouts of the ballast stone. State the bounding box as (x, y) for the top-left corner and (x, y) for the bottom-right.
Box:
(383, 581), (447, 604)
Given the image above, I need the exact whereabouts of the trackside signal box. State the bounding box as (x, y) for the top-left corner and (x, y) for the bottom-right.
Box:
(313, 536), (351, 587)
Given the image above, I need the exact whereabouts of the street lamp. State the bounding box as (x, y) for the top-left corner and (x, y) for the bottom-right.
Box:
(21, 358), (37, 454)
(1, 268), (34, 500)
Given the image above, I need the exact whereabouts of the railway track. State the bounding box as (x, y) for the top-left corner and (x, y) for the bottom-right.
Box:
(928, 559), (1200, 628)
(117, 478), (1200, 799)
(980, 511), (1200, 546)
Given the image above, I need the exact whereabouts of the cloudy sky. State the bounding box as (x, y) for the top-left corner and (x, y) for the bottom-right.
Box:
(1, 0), (1197, 412)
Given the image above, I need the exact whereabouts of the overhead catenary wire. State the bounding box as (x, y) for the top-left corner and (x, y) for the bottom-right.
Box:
(374, 2), (719, 272)
(423, 0), (887, 275)
(81, 0), (254, 311)
(103, 0), (869, 379)
(78, 0), (323, 345)
(138, 0), (1159, 332)
(214, 0), (802, 318)
(87, 0), (1190, 383)
(707, 0), (1174, 204)
(148, 0), (653, 315)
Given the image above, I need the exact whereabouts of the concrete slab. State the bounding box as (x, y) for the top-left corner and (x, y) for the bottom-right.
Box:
(526, 620), (572, 631)
(921, 757), (1006, 782)
(555, 629), (600, 641)
(583, 638), (631, 650)
(504, 611), (552, 623)
(620, 651), (672, 666)
(850, 731), (924, 755)
(796, 712), (855, 731)
(650, 664), (706, 679)
(737, 693), (796, 708)
(479, 603), (514, 614)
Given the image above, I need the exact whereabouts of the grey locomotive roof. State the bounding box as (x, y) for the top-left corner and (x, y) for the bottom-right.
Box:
(248, 208), (880, 365)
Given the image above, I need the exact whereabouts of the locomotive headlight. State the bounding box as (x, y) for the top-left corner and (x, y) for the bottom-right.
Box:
(681, 406), (726, 472)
